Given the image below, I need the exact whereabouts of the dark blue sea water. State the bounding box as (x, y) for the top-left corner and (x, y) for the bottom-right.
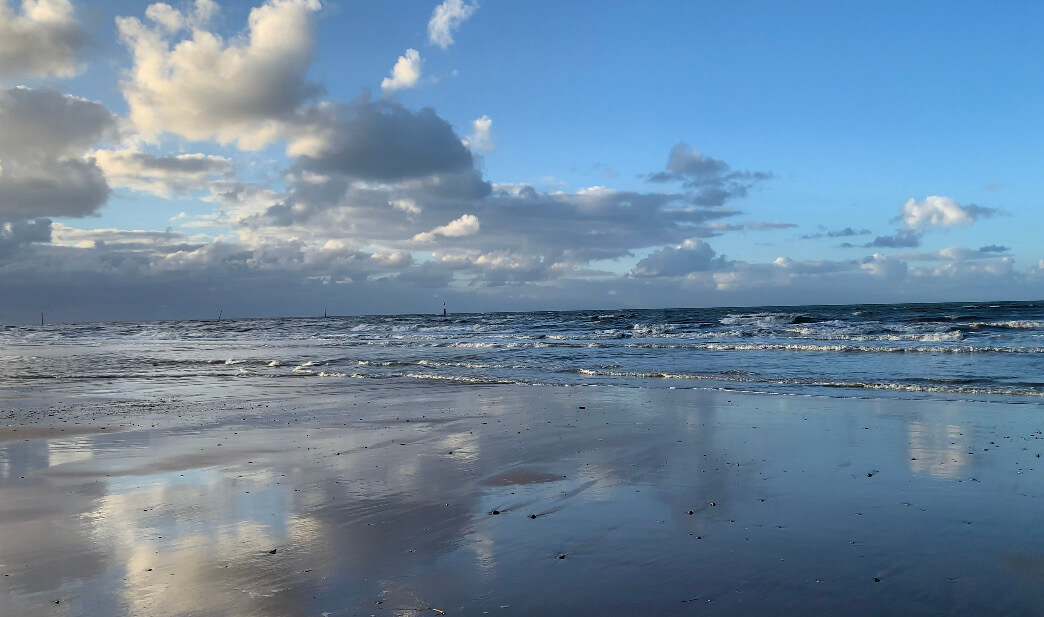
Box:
(2, 300), (1043, 401)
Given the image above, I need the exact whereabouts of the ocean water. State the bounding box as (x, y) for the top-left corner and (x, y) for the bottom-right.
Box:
(2, 300), (1043, 401)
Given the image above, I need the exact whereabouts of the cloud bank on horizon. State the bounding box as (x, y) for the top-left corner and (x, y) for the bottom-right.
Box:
(0, 0), (1041, 322)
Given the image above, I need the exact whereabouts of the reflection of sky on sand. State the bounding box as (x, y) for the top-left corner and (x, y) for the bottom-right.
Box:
(48, 437), (95, 467)
(908, 422), (970, 477)
(0, 385), (1043, 616)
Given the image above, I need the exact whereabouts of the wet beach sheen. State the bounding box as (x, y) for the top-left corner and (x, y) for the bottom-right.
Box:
(1, 382), (1042, 616)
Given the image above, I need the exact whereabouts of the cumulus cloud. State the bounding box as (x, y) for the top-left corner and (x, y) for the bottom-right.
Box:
(381, 48), (423, 95)
(255, 174), (742, 273)
(4, 219), (1040, 322)
(427, 0), (477, 49)
(0, 87), (117, 160)
(0, 0), (87, 78)
(431, 248), (547, 286)
(2, 2), (1042, 320)
(93, 148), (233, 198)
(143, 0), (217, 33)
(646, 142), (771, 206)
(117, 0), (322, 149)
(457, 185), (741, 264)
(0, 87), (116, 220)
(291, 98), (480, 182)
(896, 195), (997, 229)
(0, 158), (110, 219)
(629, 239), (725, 277)
(412, 213), (479, 242)
(463, 115), (494, 152)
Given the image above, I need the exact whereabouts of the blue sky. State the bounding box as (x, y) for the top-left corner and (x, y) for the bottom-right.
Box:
(1, 0), (1042, 322)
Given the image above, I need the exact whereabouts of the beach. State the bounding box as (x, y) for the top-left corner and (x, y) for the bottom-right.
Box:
(2, 381), (1042, 616)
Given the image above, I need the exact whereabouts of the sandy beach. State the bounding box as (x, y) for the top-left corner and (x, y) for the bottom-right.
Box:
(1, 383), (1042, 616)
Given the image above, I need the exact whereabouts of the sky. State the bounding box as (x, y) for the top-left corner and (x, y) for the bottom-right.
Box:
(1, 0), (1043, 322)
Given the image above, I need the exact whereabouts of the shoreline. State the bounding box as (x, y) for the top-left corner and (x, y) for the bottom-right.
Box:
(1, 383), (1042, 615)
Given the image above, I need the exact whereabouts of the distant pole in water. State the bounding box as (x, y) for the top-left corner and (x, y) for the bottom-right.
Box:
(40, 312), (44, 326)
(442, 302), (447, 317)
(324, 309), (328, 318)
(217, 309), (223, 322)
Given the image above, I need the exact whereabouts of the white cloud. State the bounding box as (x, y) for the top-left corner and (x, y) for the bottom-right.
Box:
(433, 248), (547, 285)
(93, 148), (233, 198)
(427, 0), (477, 49)
(380, 48), (423, 95)
(0, 0), (86, 78)
(169, 211), (221, 228)
(117, 0), (322, 149)
(142, 2), (184, 32)
(463, 114), (494, 152)
(412, 213), (479, 242)
(369, 250), (412, 268)
(911, 256), (1015, 280)
(143, 0), (216, 33)
(897, 195), (997, 229)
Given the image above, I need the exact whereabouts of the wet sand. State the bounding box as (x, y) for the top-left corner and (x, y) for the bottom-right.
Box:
(1, 383), (1043, 616)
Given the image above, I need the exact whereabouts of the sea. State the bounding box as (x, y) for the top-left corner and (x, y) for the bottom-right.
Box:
(2, 300), (1043, 403)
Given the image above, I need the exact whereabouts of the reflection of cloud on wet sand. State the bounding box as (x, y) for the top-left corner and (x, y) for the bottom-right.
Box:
(0, 401), (502, 616)
(4, 385), (1044, 616)
(908, 422), (970, 477)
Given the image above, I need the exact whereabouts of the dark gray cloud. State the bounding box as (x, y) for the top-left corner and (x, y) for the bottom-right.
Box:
(0, 218), (51, 258)
(978, 244), (1009, 254)
(0, 157), (110, 219)
(0, 87), (117, 160)
(0, 87), (116, 220)
(127, 153), (228, 174)
(629, 239), (727, 278)
(461, 186), (740, 263)
(645, 142), (771, 207)
(294, 99), (480, 183)
(865, 229), (922, 248)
